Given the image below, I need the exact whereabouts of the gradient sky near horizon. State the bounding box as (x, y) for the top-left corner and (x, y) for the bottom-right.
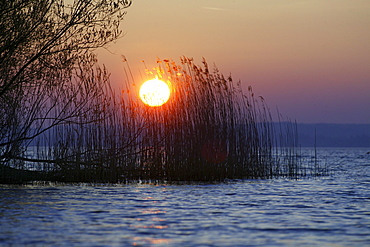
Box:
(98, 0), (370, 124)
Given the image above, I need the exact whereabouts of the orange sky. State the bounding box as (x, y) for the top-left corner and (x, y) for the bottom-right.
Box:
(98, 0), (370, 124)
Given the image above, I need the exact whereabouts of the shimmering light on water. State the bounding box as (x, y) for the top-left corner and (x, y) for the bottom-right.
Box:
(1, 148), (369, 246)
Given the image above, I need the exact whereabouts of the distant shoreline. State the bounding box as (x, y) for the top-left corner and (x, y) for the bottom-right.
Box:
(293, 123), (370, 147)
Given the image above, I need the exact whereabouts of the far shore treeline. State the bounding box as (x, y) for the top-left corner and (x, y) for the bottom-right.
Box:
(26, 123), (370, 148)
(0, 0), (328, 184)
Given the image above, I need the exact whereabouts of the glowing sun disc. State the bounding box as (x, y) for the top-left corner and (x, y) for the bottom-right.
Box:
(139, 79), (171, 107)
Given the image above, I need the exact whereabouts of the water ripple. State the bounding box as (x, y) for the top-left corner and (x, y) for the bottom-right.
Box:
(1, 148), (370, 246)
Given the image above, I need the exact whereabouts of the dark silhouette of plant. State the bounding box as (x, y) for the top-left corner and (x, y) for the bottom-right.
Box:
(131, 57), (302, 182)
(1, 53), (324, 183)
(0, 0), (131, 182)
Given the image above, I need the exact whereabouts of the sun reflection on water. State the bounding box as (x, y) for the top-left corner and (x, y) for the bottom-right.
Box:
(132, 236), (172, 246)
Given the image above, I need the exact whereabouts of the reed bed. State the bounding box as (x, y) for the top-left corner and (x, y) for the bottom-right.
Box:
(1, 57), (325, 183)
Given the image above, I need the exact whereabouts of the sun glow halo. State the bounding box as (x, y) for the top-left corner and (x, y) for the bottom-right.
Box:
(139, 78), (171, 107)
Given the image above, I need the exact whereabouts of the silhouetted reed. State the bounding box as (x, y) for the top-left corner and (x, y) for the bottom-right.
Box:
(1, 57), (327, 183)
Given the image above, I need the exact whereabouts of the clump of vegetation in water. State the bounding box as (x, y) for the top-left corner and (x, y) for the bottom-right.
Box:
(2, 57), (327, 184)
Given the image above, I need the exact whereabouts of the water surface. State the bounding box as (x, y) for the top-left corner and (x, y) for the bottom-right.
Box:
(1, 148), (369, 246)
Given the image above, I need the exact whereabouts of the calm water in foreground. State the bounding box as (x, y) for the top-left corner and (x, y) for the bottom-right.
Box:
(1, 148), (369, 246)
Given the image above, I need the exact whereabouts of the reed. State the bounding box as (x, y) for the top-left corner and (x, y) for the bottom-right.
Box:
(1, 57), (327, 183)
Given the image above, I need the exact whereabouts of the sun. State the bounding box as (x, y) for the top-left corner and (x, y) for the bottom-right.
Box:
(139, 78), (171, 107)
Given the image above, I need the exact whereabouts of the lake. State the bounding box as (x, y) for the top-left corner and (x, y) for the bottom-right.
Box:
(1, 148), (369, 246)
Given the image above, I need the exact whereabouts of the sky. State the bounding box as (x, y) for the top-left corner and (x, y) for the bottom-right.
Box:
(98, 0), (370, 124)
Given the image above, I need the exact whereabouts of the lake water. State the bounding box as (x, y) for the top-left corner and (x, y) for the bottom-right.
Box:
(1, 148), (369, 246)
